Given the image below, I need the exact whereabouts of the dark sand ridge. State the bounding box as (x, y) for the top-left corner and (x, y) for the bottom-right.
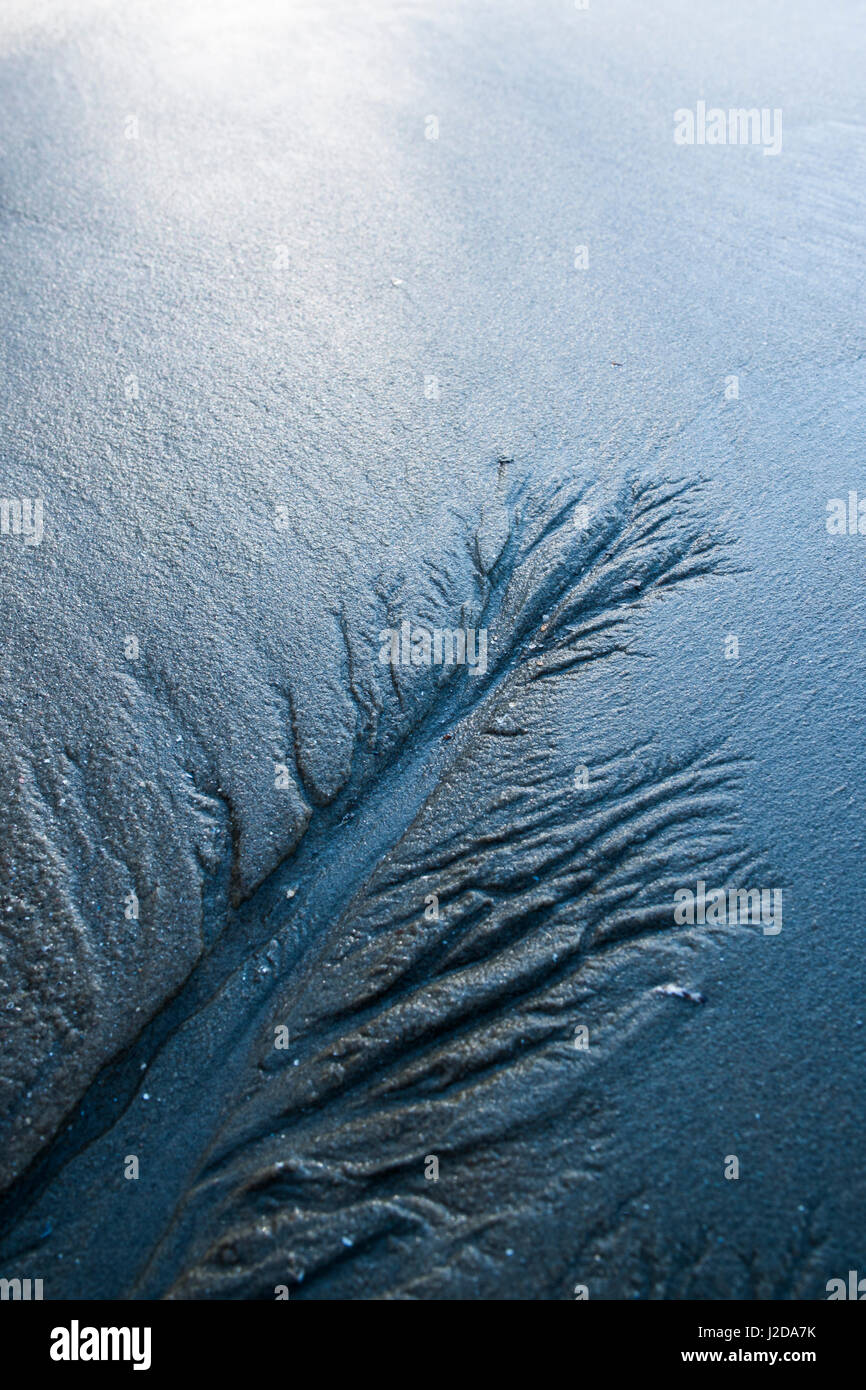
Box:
(2, 468), (765, 1297)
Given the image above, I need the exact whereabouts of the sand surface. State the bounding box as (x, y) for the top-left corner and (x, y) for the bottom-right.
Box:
(0, 0), (864, 1298)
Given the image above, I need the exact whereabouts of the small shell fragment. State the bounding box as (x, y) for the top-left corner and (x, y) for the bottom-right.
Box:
(655, 982), (707, 1005)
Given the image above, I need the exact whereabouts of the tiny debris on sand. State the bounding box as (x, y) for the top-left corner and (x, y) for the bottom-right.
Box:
(655, 983), (707, 1005)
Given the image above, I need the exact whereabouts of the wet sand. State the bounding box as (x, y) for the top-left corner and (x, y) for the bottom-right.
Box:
(0, 0), (864, 1298)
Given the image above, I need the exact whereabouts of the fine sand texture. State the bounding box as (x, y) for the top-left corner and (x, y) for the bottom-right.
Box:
(0, 0), (864, 1298)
